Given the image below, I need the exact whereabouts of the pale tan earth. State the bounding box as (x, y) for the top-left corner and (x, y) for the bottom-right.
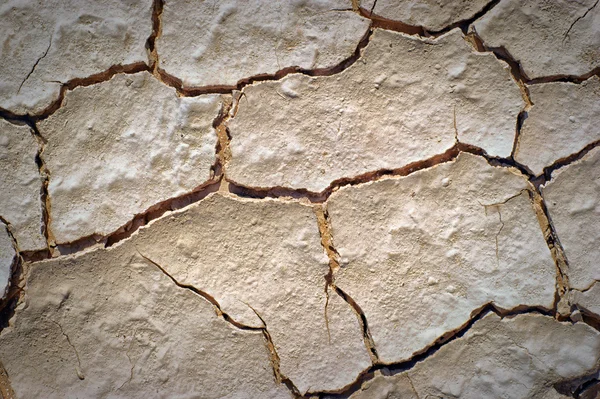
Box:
(343, 314), (600, 399)
(132, 194), (371, 394)
(1, 0), (599, 398)
(0, 0), (152, 115)
(473, 0), (600, 79)
(515, 76), (600, 176)
(0, 238), (292, 399)
(542, 147), (600, 292)
(359, 0), (490, 31)
(156, 0), (371, 88)
(38, 72), (222, 244)
(228, 29), (522, 192)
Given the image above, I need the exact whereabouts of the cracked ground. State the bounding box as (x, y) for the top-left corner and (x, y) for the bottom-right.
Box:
(0, 0), (599, 398)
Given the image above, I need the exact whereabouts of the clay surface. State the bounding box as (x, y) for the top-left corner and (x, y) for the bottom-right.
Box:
(542, 147), (600, 291)
(133, 193), (371, 394)
(1, 1), (599, 397)
(360, 0), (490, 31)
(328, 153), (556, 363)
(0, 119), (46, 252)
(0, 0), (152, 115)
(515, 77), (600, 175)
(0, 238), (292, 399)
(474, 0), (600, 79)
(156, 0), (370, 88)
(39, 72), (221, 244)
(345, 313), (600, 399)
(227, 29), (522, 192)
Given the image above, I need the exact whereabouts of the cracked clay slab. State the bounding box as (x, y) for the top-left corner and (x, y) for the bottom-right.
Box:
(542, 146), (600, 291)
(0, 239), (292, 399)
(0, 0), (152, 115)
(474, 0), (600, 79)
(571, 283), (600, 318)
(156, 0), (370, 88)
(359, 0), (490, 31)
(344, 313), (600, 399)
(0, 222), (15, 299)
(0, 119), (46, 252)
(227, 28), (523, 192)
(38, 71), (221, 244)
(133, 193), (371, 394)
(327, 152), (556, 364)
(515, 76), (600, 176)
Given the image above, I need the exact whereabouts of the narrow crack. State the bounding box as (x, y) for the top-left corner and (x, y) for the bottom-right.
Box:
(483, 200), (507, 267)
(405, 374), (421, 399)
(368, 0), (377, 17)
(574, 280), (599, 294)
(154, 27), (373, 97)
(117, 330), (137, 390)
(315, 303), (554, 398)
(468, 27), (600, 86)
(512, 108), (529, 159)
(136, 251), (259, 330)
(136, 251), (304, 398)
(356, 0), (500, 37)
(563, 0), (599, 42)
(50, 319), (85, 380)
(17, 35), (53, 94)
(526, 67), (600, 85)
(314, 204), (381, 376)
(466, 30), (532, 105)
(229, 144), (462, 203)
(37, 63), (150, 120)
(245, 304), (305, 398)
(535, 139), (600, 186)
(3, 63), (150, 123)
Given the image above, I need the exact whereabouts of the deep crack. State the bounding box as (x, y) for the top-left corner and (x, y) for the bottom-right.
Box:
(316, 303), (554, 398)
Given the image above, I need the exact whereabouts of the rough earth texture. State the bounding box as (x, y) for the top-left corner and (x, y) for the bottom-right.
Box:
(515, 76), (600, 175)
(0, 0), (152, 115)
(328, 153), (555, 364)
(156, 0), (370, 88)
(1, 0), (599, 398)
(542, 147), (600, 292)
(227, 29), (522, 192)
(474, 0), (600, 79)
(344, 313), (600, 399)
(359, 0), (490, 31)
